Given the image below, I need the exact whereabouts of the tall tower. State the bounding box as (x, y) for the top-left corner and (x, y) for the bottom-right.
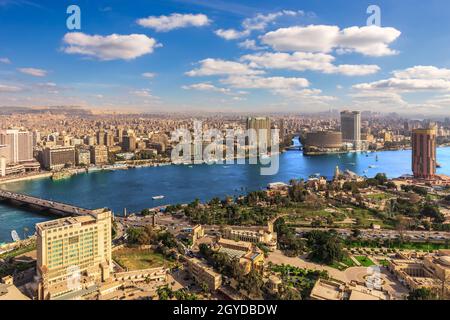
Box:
(412, 126), (437, 180)
(340, 111), (361, 149)
(246, 117), (272, 150)
(0, 129), (33, 163)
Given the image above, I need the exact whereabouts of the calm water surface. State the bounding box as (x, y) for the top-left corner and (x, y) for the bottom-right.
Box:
(1, 148), (449, 243)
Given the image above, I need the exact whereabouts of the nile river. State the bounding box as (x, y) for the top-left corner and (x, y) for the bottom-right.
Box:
(1, 148), (449, 243)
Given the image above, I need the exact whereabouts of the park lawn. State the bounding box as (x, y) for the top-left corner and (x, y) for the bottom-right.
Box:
(378, 259), (390, 267)
(279, 204), (346, 223)
(354, 255), (375, 267)
(0, 243), (36, 260)
(113, 247), (172, 271)
(330, 256), (356, 271)
(346, 240), (449, 251)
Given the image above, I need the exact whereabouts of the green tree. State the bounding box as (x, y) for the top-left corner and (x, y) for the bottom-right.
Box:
(407, 288), (438, 300)
(306, 230), (344, 264)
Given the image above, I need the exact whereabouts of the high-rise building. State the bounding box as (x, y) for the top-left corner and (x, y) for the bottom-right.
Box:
(41, 146), (75, 170)
(76, 148), (91, 166)
(246, 117), (272, 150)
(0, 129), (34, 164)
(412, 126), (437, 180)
(36, 209), (113, 300)
(104, 131), (114, 147)
(90, 145), (108, 165)
(96, 130), (105, 146)
(122, 135), (136, 152)
(340, 111), (361, 148)
(32, 130), (41, 147)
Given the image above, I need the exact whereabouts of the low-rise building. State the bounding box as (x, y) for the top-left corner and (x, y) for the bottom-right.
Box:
(41, 146), (75, 171)
(186, 257), (222, 291)
(222, 227), (277, 251)
(215, 238), (264, 274)
(388, 250), (450, 294)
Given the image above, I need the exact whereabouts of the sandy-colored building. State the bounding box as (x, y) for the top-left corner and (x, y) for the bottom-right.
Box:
(388, 250), (450, 295)
(215, 238), (264, 274)
(222, 227), (277, 251)
(90, 145), (108, 165)
(310, 279), (390, 300)
(36, 209), (113, 300)
(190, 225), (205, 246)
(186, 257), (222, 291)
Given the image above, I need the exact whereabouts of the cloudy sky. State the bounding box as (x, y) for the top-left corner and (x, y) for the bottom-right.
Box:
(0, 0), (450, 115)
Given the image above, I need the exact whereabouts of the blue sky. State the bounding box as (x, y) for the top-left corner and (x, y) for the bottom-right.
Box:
(1, 0), (450, 115)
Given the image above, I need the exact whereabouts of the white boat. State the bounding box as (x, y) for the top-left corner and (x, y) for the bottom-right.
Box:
(152, 195), (165, 200)
(11, 230), (20, 242)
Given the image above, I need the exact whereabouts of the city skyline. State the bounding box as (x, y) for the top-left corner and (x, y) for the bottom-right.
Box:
(1, 0), (450, 115)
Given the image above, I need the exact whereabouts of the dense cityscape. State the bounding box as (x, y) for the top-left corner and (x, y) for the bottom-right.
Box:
(0, 0), (449, 311)
(0, 107), (449, 301)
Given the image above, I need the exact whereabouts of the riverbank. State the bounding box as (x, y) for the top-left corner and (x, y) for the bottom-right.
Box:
(0, 172), (52, 185)
(0, 147), (449, 243)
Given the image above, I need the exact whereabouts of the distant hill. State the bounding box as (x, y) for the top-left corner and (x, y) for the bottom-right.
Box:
(0, 106), (93, 116)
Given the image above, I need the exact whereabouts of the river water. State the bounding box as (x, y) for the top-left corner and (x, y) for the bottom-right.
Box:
(1, 147), (449, 243)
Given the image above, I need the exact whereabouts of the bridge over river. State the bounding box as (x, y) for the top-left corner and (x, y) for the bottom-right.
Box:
(0, 189), (92, 217)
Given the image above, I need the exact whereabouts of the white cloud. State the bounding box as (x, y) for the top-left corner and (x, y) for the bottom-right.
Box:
(142, 72), (156, 79)
(137, 13), (210, 32)
(62, 32), (159, 61)
(353, 66), (450, 92)
(0, 57), (11, 64)
(186, 58), (264, 76)
(238, 39), (266, 51)
(274, 87), (337, 105)
(241, 52), (379, 76)
(18, 67), (48, 77)
(221, 75), (309, 90)
(215, 10), (304, 41)
(182, 82), (231, 94)
(354, 78), (450, 91)
(131, 89), (154, 98)
(0, 84), (22, 92)
(214, 29), (250, 40)
(332, 64), (380, 76)
(350, 65), (450, 113)
(392, 66), (450, 80)
(261, 25), (401, 57)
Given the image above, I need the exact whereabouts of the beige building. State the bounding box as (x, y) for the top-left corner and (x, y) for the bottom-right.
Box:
(41, 146), (75, 170)
(388, 250), (450, 295)
(90, 145), (108, 165)
(190, 225), (204, 246)
(310, 279), (391, 300)
(76, 148), (91, 166)
(215, 238), (264, 274)
(186, 257), (222, 291)
(222, 226), (277, 251)
(36, 209), (113, 300)
(0, 129), (34, 164)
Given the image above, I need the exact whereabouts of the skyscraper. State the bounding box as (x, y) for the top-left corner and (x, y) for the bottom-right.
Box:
(96, 129), (105, 146)
(246, 117), (272, 150)
(412, 126), (437, 180)
(36, 209), (112, 300)
(340, 111), (361, 149)
(0, 129), (34, 164)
